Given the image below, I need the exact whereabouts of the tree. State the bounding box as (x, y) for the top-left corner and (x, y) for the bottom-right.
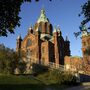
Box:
(0, 44), (19, 74)
(74, 0), (90, 38)
(79, 0), (90, 26)
(0, 0), (52, 37)
(49, 69), (77, 85)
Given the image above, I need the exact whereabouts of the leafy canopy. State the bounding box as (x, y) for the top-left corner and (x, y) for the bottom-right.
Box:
(0, 0), (52, 37)
(80, 0), (90, 25)
(74, 0), (90, 38)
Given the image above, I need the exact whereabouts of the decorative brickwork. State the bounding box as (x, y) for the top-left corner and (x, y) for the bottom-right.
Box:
(16, 9), (70, 67)
(64, 30), (90, 75)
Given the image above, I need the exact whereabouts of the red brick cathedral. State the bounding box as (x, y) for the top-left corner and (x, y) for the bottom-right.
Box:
(16, 9), (70, 66)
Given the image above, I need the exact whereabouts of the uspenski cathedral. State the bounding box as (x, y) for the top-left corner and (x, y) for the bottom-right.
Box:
(16, 9), (90, 75)
(16, 9), (70, 67)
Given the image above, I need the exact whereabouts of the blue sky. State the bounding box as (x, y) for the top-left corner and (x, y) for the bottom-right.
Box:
(0, 0), (87, 56)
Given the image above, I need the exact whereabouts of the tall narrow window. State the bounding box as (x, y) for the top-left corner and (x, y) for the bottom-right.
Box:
(83, 42), (86, 46)
(26, 39), (32, 47)
(42, 57), (45, 64)
(39, 23), (42, 32)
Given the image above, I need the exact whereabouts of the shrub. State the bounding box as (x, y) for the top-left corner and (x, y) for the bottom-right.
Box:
(49, 69), (78, 85)
(18, 61), (26, 74)
(32, 63), (48, 75)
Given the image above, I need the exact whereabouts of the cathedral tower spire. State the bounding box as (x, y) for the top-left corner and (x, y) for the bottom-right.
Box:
(37, 8), (49, 23)
(64, 36), (70, 56)
(16, 34), (22, 58)
(34, 8), (53, 35)
(28, 26), (33, 34)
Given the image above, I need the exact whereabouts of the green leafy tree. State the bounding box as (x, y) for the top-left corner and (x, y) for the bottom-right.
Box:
(49, 69), (77, 85)
(80, 0), (90, 26)
(0, 0), (51, 36)
(0, 44), (19, 74)
(74, 1), (90, 38)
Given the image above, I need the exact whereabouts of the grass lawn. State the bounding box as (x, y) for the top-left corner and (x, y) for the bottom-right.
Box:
(0, 74), (45, 90)
(0, 74), (68, 90)
(0, 74), (41, 84)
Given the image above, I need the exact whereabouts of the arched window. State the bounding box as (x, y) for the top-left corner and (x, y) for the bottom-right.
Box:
(39, 22), (42, 32)
(26, 39), (32, 47)
(45, 23), (48, 33)
(82, 41), (86, 46)
(42, 57), (45, 65)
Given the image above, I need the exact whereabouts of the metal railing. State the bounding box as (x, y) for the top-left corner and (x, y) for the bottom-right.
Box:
(26, 59), (84, 74)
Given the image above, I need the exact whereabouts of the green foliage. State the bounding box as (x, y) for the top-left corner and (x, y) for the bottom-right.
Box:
(0, 44), (19, 74)
(31, 64), (78, 85)
(37, 71), (58, 85)
(51, 69), (77, 85)
(0, 74), (67, 90)
(32, 63), (48, 75)
(74, 1), (90, 38)
(0, 0), (31, 36)
(37, 69), (78, 85)
(0, 75), (42, 84)
(0, 0), (52, 36)
(80, 0), (90, 25)
(18, 61), (26, 74)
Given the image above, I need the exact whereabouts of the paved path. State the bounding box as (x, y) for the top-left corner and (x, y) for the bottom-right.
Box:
(64, 82), (90, 90)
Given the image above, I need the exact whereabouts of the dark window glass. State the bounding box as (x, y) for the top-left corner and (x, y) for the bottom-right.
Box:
(42, 57), (45, 64)
(26, 39), (32, 47)
(83, 42), (86, 46)
(39, 23), (42, 32)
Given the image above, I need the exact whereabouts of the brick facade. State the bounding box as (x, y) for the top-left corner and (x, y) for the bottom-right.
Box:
(64, 56), (83, 72)
(16, 9), (70, 66)
(64, 28), (90, 75)
(82, 35), (90, 62)
(16, 9), (90, 75)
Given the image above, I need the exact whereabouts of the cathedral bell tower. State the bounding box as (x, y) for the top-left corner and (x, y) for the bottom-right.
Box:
(35, 27), (41, 63)
(53, 27), (60, 65)
(34, 9), (53, 37)
(64, 36), (70, 56)
(28, 26), (33, 34)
